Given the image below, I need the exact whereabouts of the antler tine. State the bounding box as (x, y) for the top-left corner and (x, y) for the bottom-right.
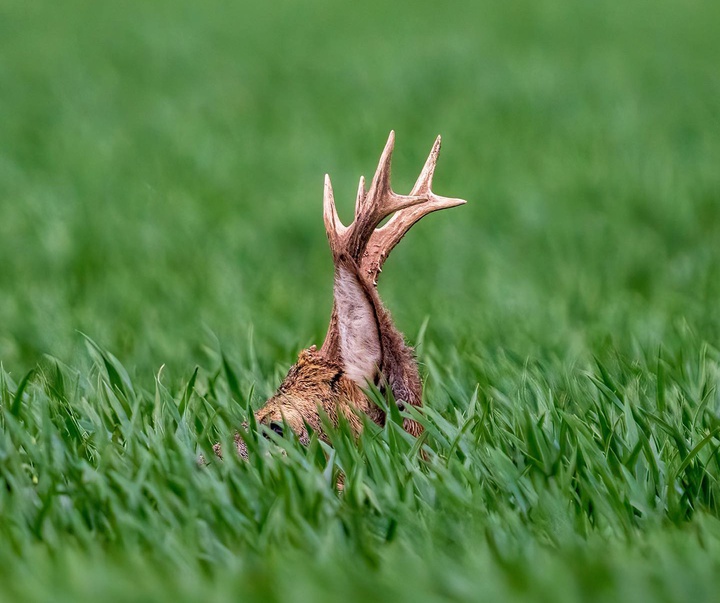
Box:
(361, 135), (466, 285)
(353, 175), (366, 221)
(364, 130), (428, 217)
(323, 174), (348, 255)
(363, 130), (395, 209)
(410, 134), (441, 195)
(346, 131), (428, 258)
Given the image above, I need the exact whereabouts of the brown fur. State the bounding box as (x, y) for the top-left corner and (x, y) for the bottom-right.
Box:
(256, 345), (384, 442)
(254, 256), (422, 445)
(222, 133), (464, 457)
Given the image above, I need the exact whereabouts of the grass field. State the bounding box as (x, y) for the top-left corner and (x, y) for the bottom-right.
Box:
(1, 0), (720, 601)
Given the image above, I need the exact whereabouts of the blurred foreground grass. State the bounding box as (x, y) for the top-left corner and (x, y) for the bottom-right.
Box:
(1, 0), (719, 601)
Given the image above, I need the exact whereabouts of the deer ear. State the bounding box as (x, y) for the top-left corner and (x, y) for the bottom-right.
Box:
(333, 264), (382, 386)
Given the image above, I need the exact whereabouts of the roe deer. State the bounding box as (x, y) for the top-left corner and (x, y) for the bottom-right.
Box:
(223, 132), (465, 458)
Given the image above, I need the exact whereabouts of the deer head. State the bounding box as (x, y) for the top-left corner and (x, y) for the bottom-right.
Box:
(237, 132), (465, 454)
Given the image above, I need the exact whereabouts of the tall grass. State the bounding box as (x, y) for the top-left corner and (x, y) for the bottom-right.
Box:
(1, 0), (719, 600)
(2, 335), (720, 601)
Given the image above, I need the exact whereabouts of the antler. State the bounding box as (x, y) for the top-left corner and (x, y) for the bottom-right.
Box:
(323, 131), (466, 285)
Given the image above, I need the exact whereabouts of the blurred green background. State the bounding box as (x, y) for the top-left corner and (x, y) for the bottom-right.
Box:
(2, 0), (718, 377)
(1, 0), (720, 601)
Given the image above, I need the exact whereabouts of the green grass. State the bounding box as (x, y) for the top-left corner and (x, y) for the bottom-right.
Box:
(1, 0), (720, 600)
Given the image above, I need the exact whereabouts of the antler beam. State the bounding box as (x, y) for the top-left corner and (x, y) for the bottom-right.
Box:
(323, 131), (466, 285)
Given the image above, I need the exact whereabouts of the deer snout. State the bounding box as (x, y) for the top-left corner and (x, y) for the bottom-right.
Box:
(256, 402), (312, 445)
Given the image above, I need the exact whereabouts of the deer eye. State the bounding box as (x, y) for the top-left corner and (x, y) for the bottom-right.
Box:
(269, 422), (284, 437)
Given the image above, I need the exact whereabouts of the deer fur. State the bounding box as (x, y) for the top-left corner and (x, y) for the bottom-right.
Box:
(230, 132), (465, 456)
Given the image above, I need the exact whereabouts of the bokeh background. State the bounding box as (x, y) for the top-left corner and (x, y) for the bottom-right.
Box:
(2, 0), (718, 380)
(1, 1), (720, 602)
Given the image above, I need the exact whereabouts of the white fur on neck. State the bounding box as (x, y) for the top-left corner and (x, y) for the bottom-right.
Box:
(334, 266), (381, 385)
